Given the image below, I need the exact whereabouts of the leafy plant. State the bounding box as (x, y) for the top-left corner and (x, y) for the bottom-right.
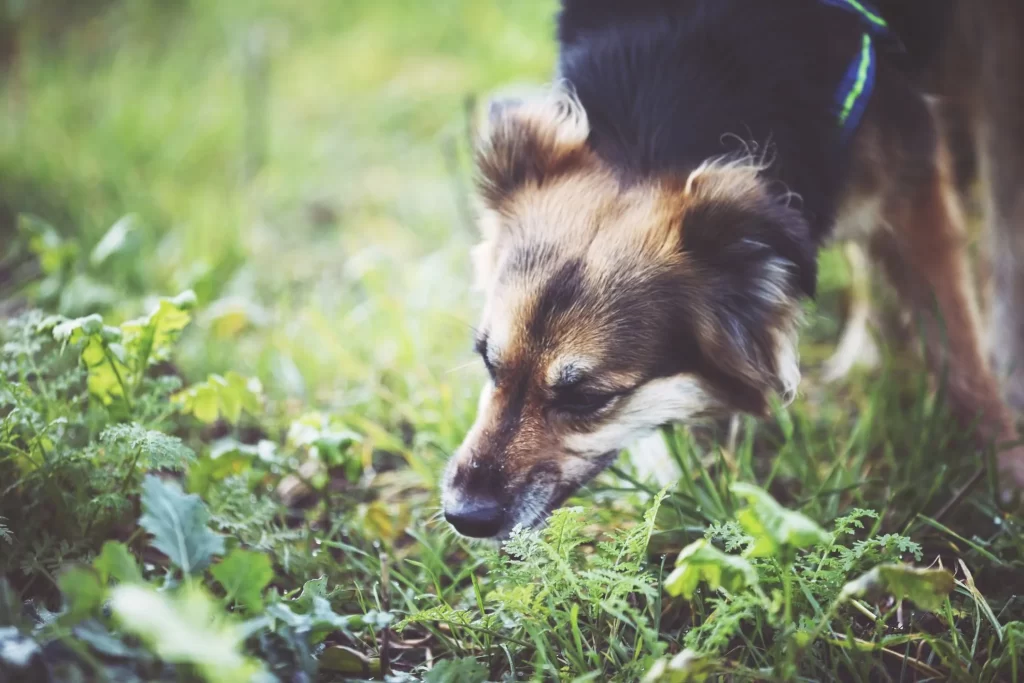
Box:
(2, 474), (388, 682)
(399, 494), (670, 682)
(0, 298), (196, 590)
(649, 485), (959, 681)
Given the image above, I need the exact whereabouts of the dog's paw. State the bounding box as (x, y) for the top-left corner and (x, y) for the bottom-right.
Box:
(998, 445), (1024, 502)
(1004, 371), (1024, 414)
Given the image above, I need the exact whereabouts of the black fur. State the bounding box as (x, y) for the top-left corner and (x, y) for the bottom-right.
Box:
(874, 0), (957, 78)
(558, 0), (871, 240)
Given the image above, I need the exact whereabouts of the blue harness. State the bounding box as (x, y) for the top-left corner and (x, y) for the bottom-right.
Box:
(818, 0), (891, 143)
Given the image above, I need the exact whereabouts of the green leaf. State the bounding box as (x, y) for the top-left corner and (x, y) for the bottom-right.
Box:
(53, 314), (104, 343)
(173, 372), (263, 425)
(211, 549), (273, 613)
(643, 649), (715, 683)
(730, 483), (829, 560)
(139, 475), (224, 574)
(840, 564), (955, 612)
(664, 540), (759, 600)
(193, 384), (221, 423)
(52, 315), (130, 405)
(93, 541), (143, 585)
(110, 584), (264, 683)
(19, 214), (76, 275)
(423, 656), (489, 683)
(90, 215), (138, 267)
(73, 621), (140, 658)
(294, 576), (333, 611)
(58, 567), (104, 623)
(266, 578), (360, 643)
(266, 599), (356, 643)
(319, 646), (381, 676)
(120, 291), (196, 367)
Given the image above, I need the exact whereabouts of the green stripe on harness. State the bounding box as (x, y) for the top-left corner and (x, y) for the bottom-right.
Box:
(838, 34), (873, 128)
(833, 0), (888, 29)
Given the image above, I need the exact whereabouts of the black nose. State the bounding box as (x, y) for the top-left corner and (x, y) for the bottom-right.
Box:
(444, 497), (505, 538)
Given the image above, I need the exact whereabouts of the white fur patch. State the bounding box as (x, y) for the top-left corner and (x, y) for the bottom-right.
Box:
(832, 196), (883, 243)
(565, 375), (719, 456)
(773, 326), (801, 405)
(628, 431), (681, 488)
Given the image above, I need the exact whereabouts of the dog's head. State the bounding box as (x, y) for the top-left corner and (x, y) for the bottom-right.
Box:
(441, 89), (816, 539)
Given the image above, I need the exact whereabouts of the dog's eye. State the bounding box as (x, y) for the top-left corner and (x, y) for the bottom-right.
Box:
(554, 390), (618, 417)
(474, 337), (497, 381)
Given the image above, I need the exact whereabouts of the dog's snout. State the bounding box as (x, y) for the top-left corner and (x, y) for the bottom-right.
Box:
(444, 496), (505, 538)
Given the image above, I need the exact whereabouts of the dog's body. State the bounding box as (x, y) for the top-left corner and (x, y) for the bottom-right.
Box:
(442, 0), (1024, 539)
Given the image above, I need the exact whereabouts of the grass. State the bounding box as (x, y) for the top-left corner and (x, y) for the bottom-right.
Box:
(1, 1), (1023, 681)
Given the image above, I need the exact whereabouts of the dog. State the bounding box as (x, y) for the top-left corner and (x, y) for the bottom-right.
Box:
(441, 0), (1024, 539)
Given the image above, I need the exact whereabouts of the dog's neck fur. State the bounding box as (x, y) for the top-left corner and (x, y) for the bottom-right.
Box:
(557, 0), (871, 241)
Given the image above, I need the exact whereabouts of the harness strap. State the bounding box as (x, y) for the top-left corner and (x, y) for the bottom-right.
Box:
(819, 0), (890, 142)
(818, 0), (888, 34)
(836, 33), (876, 142)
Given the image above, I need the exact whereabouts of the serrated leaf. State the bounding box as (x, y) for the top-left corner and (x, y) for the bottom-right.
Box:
(93, 541), (143, 585)
(543, 506), (587, 557)
(139, 475), (224, 574)
(840, 564), (954, 612)
(110, 584), (264, 683)
(211, 549), (273, 613)
(101, 423), (196, 471)
(664, 540), (759, 600)
(423, 656), (489, 683)
(730, 483), (829, 560)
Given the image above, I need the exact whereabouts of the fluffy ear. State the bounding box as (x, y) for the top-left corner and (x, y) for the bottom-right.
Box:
(474, 86), (591, 209)
(679, 160), (817, 410)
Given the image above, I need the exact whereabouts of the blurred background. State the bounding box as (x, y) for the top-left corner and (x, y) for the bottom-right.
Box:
(0, 0), (563, 443)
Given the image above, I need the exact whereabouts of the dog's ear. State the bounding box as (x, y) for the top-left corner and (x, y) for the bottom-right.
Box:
(475, 87), (591, 210)
(676, 161), (817, 411)
(470, 87), (592, 290)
